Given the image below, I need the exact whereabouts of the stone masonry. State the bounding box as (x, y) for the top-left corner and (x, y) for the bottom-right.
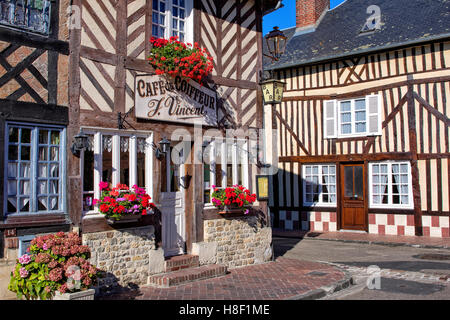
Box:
(82, 226), (157, 293)
(203, 216), (273, 268)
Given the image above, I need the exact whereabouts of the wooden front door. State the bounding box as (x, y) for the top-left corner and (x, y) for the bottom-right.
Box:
(161, 145), (186, 257)
(340, 164), (366, 231)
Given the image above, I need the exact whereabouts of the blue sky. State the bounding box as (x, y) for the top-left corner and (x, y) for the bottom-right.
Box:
(263, 0), (346, 35)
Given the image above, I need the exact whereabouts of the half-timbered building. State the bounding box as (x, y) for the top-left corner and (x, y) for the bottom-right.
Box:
(0, 0), (282, 297)
(0, 0), (71, 298)
(265, 0), (450, 238)
(65, 0), (279, 291)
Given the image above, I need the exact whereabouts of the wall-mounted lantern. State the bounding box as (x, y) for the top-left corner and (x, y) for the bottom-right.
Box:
(153, 136), (170, 160)
(264, 26), (287, 62)
(71, 130), (89, 157)
(260, 78), (286, 105)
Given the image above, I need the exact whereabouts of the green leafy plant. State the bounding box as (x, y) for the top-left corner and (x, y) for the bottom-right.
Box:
(8, 232), (99, 300)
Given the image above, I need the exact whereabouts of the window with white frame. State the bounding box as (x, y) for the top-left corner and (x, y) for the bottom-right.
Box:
(0, 0), (52, 35)
(369, 161), (413, 209)
(81, 129), (153, 214)
(203, 138), (249, 204)
(5, 123), (65, 215)
(324, 95), (381, 138)
(152, 0), (193, 43)
(302, 164), (336, 207)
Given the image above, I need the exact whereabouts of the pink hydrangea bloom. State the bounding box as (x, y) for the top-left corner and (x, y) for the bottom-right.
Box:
(18, 254), (32, 265)
(19, 267), (29, 278)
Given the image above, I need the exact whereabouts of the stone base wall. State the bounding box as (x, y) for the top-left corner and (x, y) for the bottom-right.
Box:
(82, 226), (157, 293)
(201, 216), (272, 269)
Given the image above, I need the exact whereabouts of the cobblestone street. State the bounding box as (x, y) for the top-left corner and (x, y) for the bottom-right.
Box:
(101, 257), (350, 300)
(273, 236), (450, 300)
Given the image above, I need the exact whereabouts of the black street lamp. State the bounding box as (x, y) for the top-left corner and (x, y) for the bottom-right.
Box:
(264, 26), (287, 62)
(71, 130), (89, 157)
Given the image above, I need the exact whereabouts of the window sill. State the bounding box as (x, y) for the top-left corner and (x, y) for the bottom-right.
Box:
(0, 213), (68, 229)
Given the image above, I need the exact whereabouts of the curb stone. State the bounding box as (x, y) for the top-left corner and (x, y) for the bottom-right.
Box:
(286, 269), (354, 300)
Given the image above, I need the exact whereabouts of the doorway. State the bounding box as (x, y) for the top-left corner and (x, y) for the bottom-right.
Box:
(340, 163), (367, 231)
(161, 144), (186, 257)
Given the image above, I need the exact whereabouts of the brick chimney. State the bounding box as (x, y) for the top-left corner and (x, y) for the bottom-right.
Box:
(296, 0), (330, 30)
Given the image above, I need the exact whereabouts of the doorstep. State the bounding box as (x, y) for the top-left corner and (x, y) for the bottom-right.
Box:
(148, 264), (228, 288)
(272, 229), (450, 250)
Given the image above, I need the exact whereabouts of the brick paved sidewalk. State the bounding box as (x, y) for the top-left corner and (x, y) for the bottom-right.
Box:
(273, 229), (450, 249)
(100, 258), (349, 300)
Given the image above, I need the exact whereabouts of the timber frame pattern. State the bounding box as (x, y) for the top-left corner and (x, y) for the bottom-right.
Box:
(69, 0), (266, 250)
(270, 39), (450, 236)
(0, 0), (70, 230)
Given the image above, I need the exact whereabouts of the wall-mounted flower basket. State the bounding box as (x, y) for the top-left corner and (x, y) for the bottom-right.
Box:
(148, 36), (214, 84)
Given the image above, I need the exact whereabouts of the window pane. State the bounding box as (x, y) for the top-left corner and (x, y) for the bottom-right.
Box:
(21, 129), (31, 143)
(355, 99), (366, 110)
(341, 124), (351, 134)
(355, 122), (366, 133)
(39, 164), (48, 177)
(8, 145), (18, 160)
(38, 197), (47, 211)
(9, 127), (18, 142)
(50, 147), (59, 161)
(344, 166), (353, 197)
(215, 164), (222, 188)
(204, 164), (211, 203)
(39, 147), (48, 161)
(20, 180), (30, 195)
(340, 101), (351, 112)
(120, 137), (130, 186)
(49, 180), (59, 195)
(21, 146), (31, 161)
(102, 135), (113, 184)
(49, 197), (58, 211)
(38, 180), (47, 194)
(8, 198), (17, 213)
(8, 180), (16, 196)
(50, 131), (60, 145)
(19, 198), (30, 212)
(39, 130), (49, 144)
(8, 163), (17, 178)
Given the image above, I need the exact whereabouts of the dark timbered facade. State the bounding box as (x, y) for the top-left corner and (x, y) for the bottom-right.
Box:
(266, 0), (450, 238)
(0, 0), (71, 298)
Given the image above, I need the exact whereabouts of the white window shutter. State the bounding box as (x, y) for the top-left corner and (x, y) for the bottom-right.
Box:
(366, 94), (381, 135)
(323, 100), (337, 138)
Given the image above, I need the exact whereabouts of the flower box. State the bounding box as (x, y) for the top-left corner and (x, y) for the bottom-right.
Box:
(218, 205), (252, 215)
(148, 36), (213, 84)
(53, 289), (95, 300)
(94, 183), (156, 222)
(106, 214), (142, 225)
(211, 185), (257, 215)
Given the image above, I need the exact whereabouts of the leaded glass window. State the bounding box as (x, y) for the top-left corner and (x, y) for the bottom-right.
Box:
(0, 0), (51, 35)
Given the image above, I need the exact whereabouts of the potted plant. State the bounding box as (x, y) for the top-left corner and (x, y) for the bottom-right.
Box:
(211, 185), (257, 215)
(94, 182), (156, 224)
(148, 36), (214, 84)
(8, 232), (99, 300)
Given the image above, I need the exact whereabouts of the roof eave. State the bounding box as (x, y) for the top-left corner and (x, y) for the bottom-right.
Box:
(265, 33), (450, 71)
(262, 0), (283, 16)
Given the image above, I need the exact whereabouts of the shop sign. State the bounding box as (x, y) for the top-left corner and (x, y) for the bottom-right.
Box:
(135, 74), (218, 126)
